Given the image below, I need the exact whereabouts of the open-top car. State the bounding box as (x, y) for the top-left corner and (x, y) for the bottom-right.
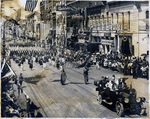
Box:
(94, 77), (146, 117)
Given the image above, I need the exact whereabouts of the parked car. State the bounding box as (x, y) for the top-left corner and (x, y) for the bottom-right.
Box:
(94, 77), (146, 117)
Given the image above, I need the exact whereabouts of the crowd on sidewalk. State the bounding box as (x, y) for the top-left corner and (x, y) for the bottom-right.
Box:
(94, 51), (149, 79)
(1, 72), (43, 117)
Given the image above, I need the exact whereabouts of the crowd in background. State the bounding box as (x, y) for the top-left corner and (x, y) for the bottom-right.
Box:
(94, 51), (149, 79)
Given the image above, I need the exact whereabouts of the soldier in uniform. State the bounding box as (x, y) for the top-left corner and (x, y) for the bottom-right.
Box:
(19, 73), (23, 86)
(60, 68), (67, 85)
(83, 67), (89, 84)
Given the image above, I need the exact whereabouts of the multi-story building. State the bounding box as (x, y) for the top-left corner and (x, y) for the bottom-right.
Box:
(26, 12), (40, 41)
(40, 1), (149, 57)
(40, 0), (59, 50)
(60, 1), (149, 56)
(87, 1), (149, 57)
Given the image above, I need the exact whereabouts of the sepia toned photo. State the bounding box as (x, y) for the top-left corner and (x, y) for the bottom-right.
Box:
(0, 0), (149, 118)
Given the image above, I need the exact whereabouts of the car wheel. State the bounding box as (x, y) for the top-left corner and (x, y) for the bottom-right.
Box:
(115, 101), (124, 117)
(139, 103), (146, 115)
(97, 94), (102, 104)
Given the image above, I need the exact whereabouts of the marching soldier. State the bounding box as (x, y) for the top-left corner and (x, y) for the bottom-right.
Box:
(60, 68), (67, 85)
(83, 67), (89, 84)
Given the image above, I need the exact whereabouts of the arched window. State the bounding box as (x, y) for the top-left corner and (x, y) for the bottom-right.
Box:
(146, 11), (149, 30)
(146, 10), (149, 19)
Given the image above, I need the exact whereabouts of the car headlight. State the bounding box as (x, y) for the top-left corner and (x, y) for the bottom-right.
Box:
(136, 97), (141, 103)
(124, 98), (129, 103)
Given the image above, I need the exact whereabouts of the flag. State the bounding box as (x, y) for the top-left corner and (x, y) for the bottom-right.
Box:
(15, 9), (21, 21)
(1, 59), (15, 78)
(121, 37), (131, 56)
(25, 0), (38, 12)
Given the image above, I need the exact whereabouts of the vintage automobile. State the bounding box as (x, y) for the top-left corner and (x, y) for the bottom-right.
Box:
(94, 77), (146, 117)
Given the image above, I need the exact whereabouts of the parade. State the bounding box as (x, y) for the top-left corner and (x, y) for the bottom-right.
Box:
(1, 0), (149, 118)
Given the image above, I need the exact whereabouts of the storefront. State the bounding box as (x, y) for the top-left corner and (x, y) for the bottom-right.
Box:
(99, 33), (115, 54)
(101, 38), (114, 54)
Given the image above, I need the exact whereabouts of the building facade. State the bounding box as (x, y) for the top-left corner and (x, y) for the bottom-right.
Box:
(39, 1), (149, 57)
(87, 1), (149, 57)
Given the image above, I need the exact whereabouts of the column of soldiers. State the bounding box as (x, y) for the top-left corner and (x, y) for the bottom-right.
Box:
(9, 49), (51, 70)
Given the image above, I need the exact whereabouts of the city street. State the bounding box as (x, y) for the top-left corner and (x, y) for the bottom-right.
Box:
(11, 59), (149, 118)
(1, 1), (149, 118)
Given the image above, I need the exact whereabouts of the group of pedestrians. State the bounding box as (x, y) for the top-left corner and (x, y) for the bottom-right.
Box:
(95, 51), (149, 79)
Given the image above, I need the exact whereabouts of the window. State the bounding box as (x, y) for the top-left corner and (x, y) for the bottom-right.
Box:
(106, 12), (109, 30)
(111, 13), (113, 30)
(128, 11), (130, 30)
(146, 11), (149, 30)
(146, 10), (149, 19)
(122, 13), (124, 31)
(116, 13), (118, 23)
(102, 15), (104, 30)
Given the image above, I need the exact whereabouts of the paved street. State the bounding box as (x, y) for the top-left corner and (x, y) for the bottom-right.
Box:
(11, 60), (149, 118)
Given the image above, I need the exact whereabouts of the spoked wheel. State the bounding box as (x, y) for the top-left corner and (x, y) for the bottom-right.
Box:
(138, 103), (146, 115)
(115, 101), (124, 117)
(97, 94), (102, 104)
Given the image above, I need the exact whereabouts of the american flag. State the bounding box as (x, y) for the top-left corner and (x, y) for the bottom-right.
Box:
(25, 0), (38, 12)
